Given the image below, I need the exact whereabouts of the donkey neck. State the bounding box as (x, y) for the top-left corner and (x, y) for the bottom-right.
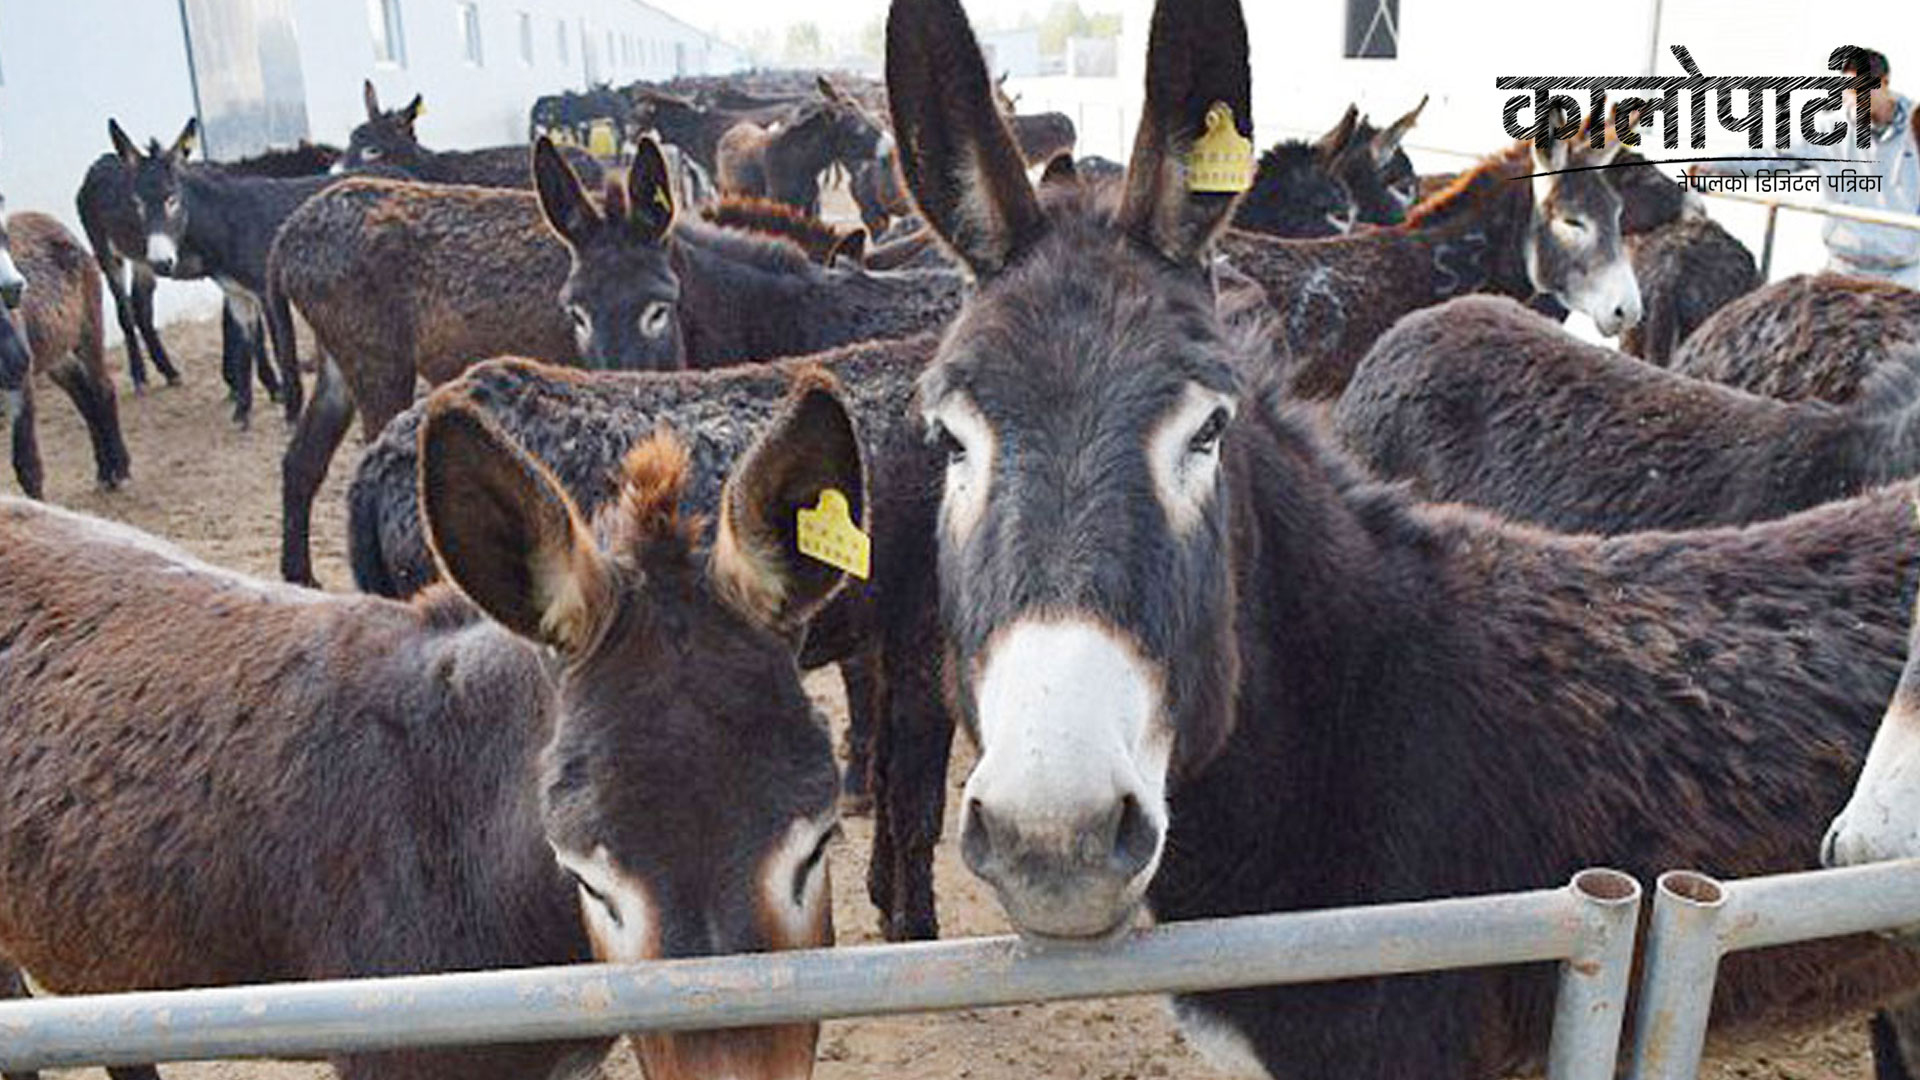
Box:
(1398, 163), (1536, 301)
(180, 168), (330, 293)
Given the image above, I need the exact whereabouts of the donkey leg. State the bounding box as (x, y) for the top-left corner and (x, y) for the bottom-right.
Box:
(6, 382), (42, 501)
(219, 300), (253, 425)
(839, 648), (881, 812)
(1873, 996), (1920, 1080)
(280, 354), (353, 586)
(869, 591), (950, 942)
(130, 267), (179, 386)
(99, 256), (149, 391)
(265, 293), (303, 426)
(251, 312), (283, 404)
(47, 362), (124, 491)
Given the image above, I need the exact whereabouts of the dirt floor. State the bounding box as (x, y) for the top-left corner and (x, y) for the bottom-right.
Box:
(18, 317), (1882, 1078)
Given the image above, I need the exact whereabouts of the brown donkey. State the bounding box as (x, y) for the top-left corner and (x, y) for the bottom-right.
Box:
(883, 0), (1920, 1076)
(1220, 118), (1642, 399)
(0, 203), (130, 499)
(1669, 272), (1920, 404)
(715, 78), (886, 215)
(0, 375), (861, 1080)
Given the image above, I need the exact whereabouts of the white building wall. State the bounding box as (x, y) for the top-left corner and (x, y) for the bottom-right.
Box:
(0, 0), (743, 337)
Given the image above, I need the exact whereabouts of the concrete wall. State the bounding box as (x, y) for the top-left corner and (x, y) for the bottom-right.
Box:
(0, 0), (745, 338)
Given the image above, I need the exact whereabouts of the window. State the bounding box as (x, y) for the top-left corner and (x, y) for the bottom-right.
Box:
(457, 2), (483, 66)
(368, 0), (406, 65)
(556, 18), (569, 64)
(1344, 0), (1398, 59)
(518, 12), (533, 65)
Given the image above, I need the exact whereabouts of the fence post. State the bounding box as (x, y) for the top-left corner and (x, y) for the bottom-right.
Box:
(1546, 868), (1643, 1080)
(1628, 870), (1728, 1080)
(1759, 202), (1781, 279)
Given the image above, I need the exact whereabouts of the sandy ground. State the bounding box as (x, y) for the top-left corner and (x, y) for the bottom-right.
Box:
(12, 317), (1884, 1079)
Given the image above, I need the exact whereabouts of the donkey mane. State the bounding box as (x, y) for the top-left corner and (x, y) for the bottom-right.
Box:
(1400, 143), (1529, 229)
(674, 214), (818, 275)
(700, 196), (850, 260)
(609, 429), (704, 556)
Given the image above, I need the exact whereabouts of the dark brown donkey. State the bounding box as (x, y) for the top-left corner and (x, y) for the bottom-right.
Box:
(879, 1), (1920, 1077)
(0, 376), (860, 1080)
(1333, 294), (1920, 533)
(340, 80), (604, 189)
(343, 340), (949, 930)
(700, 196), (868, 267)
(1220, 115), (1642, 399)
(716, 78), (885, 215)
(0, 203), (130, 499)
(1668, 272), (1920, 403)
(272, 137), (961, 585)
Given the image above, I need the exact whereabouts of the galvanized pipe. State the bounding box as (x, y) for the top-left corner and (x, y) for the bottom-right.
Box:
(0, 869), (1638, 1074)
(1629, 858), (1920, 1080)
(1628, 870), (1728, 1080)
(1547, 868), (1644, 1080)
(1759, 202), (1780, 279)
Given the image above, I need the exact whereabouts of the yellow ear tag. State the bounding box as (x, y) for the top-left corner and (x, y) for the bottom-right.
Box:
(797, 488), (870, 580)
(652, 185), (672, 213)
(1188, 101), (1254, 194)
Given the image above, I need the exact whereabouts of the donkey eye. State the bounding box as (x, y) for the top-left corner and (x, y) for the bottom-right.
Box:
(639, 301), (673, 337)
(791, 822), (842, 906)
(164, 195), (181, 213)
(1188, 407), (1230, 455)
(1559, 216), (1590, 233)
(363, 147), (383, 161)
(569, 306), (590, 329)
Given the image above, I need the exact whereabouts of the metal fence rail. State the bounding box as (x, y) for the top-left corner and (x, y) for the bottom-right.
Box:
(0, 868), (1640, 1078)
(1630, 858), (1920, 1080)
(1692, 189), (1920, 278)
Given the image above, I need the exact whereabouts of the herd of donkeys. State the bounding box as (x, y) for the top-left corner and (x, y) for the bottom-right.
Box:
(9, 0), (1920, 1078)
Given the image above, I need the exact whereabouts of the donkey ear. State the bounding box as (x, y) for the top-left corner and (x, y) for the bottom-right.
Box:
(711, 371), (865, 637)
(623, 139), (676, 245)
(402, 95), (425, 127)
(171, 118), (199, 162)
(886, 0), (1045, 279)
(816, 75), (843, 103)
(363, 79), (383, 123)
(1116, 0), (1253, 266)
(1370, 94), (1426, 169)
(533, 136), (602, 248)
(1532, 102), (1577, 173)
(420, 396), (614, 654)
(108, 119), (140, 165)
(1313, 104), (1361, 161)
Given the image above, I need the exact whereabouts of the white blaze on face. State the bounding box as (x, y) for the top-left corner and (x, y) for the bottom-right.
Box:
(1529, 174), (1643, 337)
(964, 617), (1172, 877)
(552, 843), (658, 962)
(1146, 383), (1235, 537)
(758, 815), (839, 946)
(146, 232), (178, 268)
(1827, 688), (1920, 866)
(926, 394), (996, 545)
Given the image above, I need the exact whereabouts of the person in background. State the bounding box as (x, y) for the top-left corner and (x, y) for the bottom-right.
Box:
(1690, 47), (1920, 286)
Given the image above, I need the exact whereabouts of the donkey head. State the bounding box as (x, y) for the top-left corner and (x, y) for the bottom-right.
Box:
(0, 197), (23, 310)
(108, 118), (197, 276)
(340, 80), (427, 174)
(534, 136), (685, 372)
(1235, 106), (1361, 238)
(1525, 110), (1642, 335)
(1826, 588), (1920, 875)
(894, 0), (1249, 938)
(805, 77), (887, 168)
(1350, 95), (1426, 218)
(421, 374), (861, 1079)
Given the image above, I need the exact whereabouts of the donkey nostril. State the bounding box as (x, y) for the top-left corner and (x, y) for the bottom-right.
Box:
(961, 798), (999, 873)
(1110, 795), (1158, 878)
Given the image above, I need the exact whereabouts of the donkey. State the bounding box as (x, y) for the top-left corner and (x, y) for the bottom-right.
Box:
(0, 205), (130, 499)
(877, 2), (1920, 1078)
(700, 196), (868, 266)
(107, 119), (351, 427)
(76, 121), (193, 393)
(1669, 272), (1920, 404)
(270, 138), (961, 585)
(343, 340), (949, 911)
(715, 78), (886, 215)
(0, 377), (859, 1080)
(1333, 295), (1920, 534)
(1218, 115), (1642, 399)
(342, 80), (604, 189)
(1232, 99), (1425, 239)
(633, 89), (799, 176)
